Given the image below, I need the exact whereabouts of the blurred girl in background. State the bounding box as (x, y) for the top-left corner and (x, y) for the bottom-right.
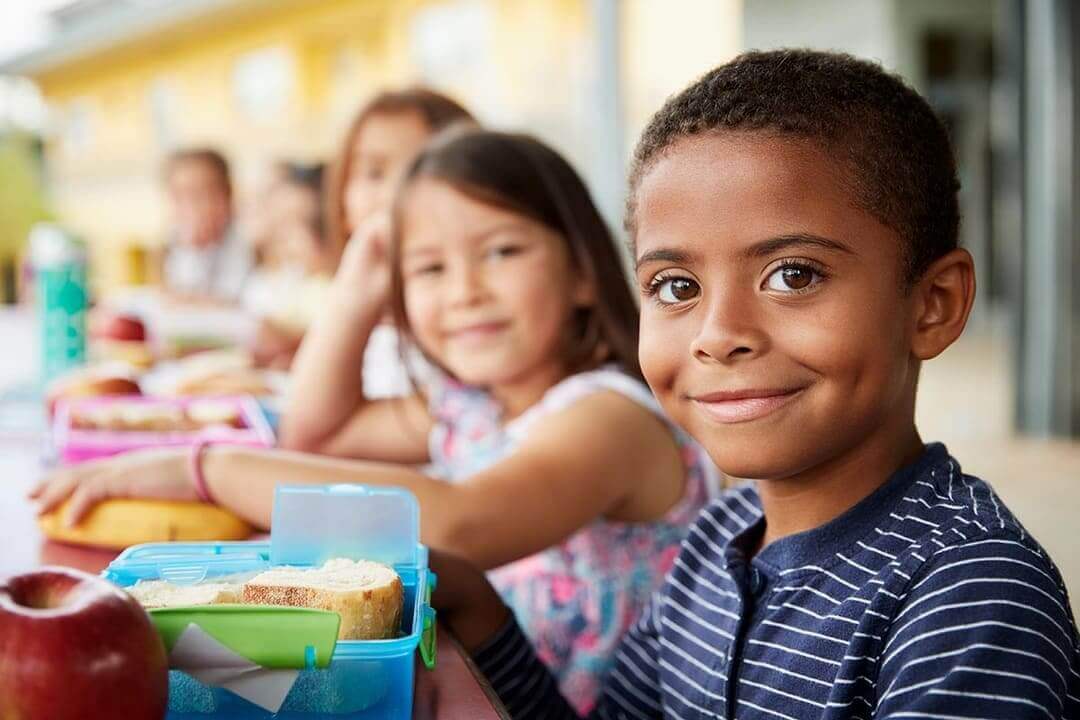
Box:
(245, 163), (334, 369)
(317, 88), (476, 397)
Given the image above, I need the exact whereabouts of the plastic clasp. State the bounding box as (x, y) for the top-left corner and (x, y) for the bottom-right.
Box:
(419, 570), (437, 670)
(420, 606), (437, 670)
(158, 563), (208, 586)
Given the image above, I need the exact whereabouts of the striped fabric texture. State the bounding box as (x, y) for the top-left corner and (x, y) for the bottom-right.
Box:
(474, 443), (1080, 719)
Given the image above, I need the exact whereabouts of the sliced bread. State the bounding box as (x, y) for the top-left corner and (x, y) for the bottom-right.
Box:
(126, 580), (241, 608)
(242, 558), (403, 640)
(185, 399), (244, 429)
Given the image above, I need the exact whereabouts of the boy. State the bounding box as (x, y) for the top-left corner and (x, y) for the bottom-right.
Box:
(161, 147), (252, 302)
(434, 50), (1080, 718)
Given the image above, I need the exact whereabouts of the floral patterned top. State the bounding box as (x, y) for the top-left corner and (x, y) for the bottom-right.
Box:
(427, 366), (719, 714)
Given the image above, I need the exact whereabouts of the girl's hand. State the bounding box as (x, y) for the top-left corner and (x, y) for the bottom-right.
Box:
(29, 448), (197, 527)
(332, 211), (393, 314)
(429, 549), (511, 652)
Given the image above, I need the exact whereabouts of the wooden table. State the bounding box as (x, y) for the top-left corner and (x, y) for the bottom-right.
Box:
(0, 442), (507, 719)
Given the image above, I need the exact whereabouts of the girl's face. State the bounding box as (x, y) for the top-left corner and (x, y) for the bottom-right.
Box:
(399, 178), (592, 388)
(274, 183), (323, 273)
(634, 133), (919, 481)
(344, 111), (433, 234)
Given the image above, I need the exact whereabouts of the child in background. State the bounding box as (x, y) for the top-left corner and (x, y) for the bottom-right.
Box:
(314, 87), (475, 399)
(34, 129), (718, 713)
(238, 158), (290, 265)
(161, 148), (252, 303)
(431, 50), (1080, 719)
(244, 163), (335, 369)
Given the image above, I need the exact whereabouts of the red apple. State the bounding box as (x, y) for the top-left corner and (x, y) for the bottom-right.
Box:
(94, 313), (147, 342)
(0, 567), (168, 720)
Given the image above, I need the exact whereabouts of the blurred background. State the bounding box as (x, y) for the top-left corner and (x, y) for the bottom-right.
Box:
(0, 0), (1076, 590)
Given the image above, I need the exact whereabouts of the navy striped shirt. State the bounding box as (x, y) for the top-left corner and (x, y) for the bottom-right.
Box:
(474, 443), (1080, 719)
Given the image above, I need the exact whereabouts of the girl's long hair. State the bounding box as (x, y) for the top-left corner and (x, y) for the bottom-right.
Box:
(389, 128), (642, 381)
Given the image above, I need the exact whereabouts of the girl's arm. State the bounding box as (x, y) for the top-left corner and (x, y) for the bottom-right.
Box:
(33, 447), (455, 539)
(232, 391), (685, 568)
(280, 284), (432, 462)
(33, 391), (685, 570)
(280, 214), (432, 463)
(425, 390), (688, 568)
(279, 280), (373, 451)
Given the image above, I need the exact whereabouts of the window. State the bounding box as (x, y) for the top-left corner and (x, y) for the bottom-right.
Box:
(62, 98), (95, 154)
(232, 46), (295, 121)
(147, 77), (180, 150)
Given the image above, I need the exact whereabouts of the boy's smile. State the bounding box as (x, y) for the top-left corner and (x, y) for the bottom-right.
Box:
(634, 132), (923, 486)
(688, 386), (807, 424)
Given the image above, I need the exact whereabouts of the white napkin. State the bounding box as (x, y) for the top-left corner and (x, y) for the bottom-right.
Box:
(168, 623), (300, 713)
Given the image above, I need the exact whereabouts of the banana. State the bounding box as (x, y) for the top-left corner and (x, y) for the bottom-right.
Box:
(38, 499), (253, 549)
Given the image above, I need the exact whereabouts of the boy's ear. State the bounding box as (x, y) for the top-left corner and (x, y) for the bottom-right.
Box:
(910, 248), (976, 361)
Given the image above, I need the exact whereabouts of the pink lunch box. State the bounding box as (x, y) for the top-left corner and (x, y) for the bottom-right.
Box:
(53, 395), (276, 465)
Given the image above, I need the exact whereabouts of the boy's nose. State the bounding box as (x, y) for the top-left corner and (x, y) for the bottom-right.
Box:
(689, 292), (768, 364)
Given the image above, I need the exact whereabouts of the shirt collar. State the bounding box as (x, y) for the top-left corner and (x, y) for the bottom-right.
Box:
(726, 442), (950, 573)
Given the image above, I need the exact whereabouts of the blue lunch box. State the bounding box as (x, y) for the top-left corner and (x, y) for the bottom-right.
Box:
(102, 484), (436, 719)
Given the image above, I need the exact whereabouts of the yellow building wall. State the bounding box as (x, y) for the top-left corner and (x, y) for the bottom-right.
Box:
(622, 0), (742, 146)
(28, 0), (583, 291)
(26, 0), (739, 292)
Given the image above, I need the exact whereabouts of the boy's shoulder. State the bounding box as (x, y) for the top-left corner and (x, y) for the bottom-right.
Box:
(856, 446), (1069, 597)
(868, 451), (1080, 716)
(872, 452), (1080, 714)
(893, 449), (1056, 570)
(693, 445), (1071, 603)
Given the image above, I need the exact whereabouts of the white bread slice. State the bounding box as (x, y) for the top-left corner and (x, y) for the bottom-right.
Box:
(174, 369), (273, 397)
(242, 558), (403, 640)
(127, 580), (241, 608)
(186, 399), (243, 429)
(117, 403), (189, 431)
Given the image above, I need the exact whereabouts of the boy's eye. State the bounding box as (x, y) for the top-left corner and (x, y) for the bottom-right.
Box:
(655, 276), (700, 304)
(764, 264), (823, 293)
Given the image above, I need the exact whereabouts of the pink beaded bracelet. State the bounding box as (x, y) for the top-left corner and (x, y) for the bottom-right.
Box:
(189, 440), (214, 503)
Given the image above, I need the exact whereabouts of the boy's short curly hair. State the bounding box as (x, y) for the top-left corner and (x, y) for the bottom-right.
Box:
(627, 49), (960, 284)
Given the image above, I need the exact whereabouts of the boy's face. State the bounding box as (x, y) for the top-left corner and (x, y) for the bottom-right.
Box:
(634, 133), (920, 480)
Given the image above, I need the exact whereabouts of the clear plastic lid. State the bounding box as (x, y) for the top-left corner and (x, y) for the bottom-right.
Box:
(270, 484), (420, 568)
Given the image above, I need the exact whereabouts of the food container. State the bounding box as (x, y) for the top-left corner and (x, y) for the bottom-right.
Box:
(53, 394), (275, 465)
(103, 484), (436, 719)
(31, 223), (89, 386)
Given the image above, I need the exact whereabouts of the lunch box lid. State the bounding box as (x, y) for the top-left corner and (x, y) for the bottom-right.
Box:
(270, 484), (421, 568)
